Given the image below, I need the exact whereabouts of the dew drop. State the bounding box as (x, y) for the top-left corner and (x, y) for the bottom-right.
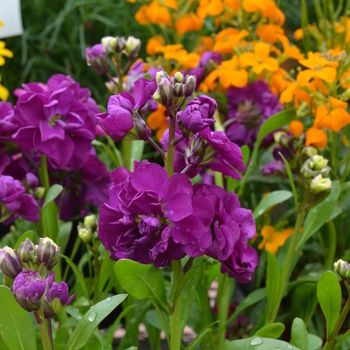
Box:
(250, 337), (263, 345)
(258, 209), (264, 215)
(88, 311), (97, 322)
(106, 297), (112, 302)
(77, 315), (82, 320)
(287, 345), (293, 349)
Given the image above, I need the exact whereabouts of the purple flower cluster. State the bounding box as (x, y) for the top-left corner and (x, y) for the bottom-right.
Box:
(225, 81), (282, 148)
(0, 174), (39, 224)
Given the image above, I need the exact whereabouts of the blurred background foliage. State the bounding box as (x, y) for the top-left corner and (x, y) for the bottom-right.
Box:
(0, 0), (329, 106)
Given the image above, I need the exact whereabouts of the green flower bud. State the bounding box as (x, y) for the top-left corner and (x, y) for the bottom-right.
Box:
(78, 226), (93, 244)
(310, 175), (332, 194)
(17, 238), (35, 264)
(84, 215), (98, 232)
(156, 70), (169, 84)
(174, 71), (184, 83)
(158, 79), (173, 107)
(125, 36), (141, 60)
(334, 259), (350, 280)
(303, 146), (318, 157)
(34, 187), (46, 200)
(311, 155), (328, 170)
(153, 90), (162, 104)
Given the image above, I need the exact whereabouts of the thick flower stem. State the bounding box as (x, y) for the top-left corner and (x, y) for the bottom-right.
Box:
(39, 155), (50, 191)
(34, 311), (53, 350)
(122, 140), (132, 170)
(217, 274), (235, 350)
(170, 260), (183, 350)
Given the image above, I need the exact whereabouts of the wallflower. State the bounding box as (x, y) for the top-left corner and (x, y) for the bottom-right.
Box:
(213, 28), (249, 54)
(277, 35), (304, 60)
(0, 41), (13, 66)
(146, 35), (165, 55)
(239, 42), (279, 74)
(297, 52), (337, 86)
(147, 104), (169, 141)
(306, 128), (327, 149)
(135, 2), (173, 27)
(163, 47), (201, 70)
(219, 56), (248, 88)
(258, 226), (293, 254)
(256, 24), (284, 44)
(294, 28), (303, 40)
(242, 0), (285, 25)
(175, 13), (203, 35)
(314, 97), (350, 132)
(197, 0), (224, 18)
(289, 120), (304, 137)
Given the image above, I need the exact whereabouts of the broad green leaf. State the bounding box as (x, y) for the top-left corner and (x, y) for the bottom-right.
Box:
(207, 262), (221, 290)
(42, 184), (63, 210)
(297, 181), (341, 249)
(266, 251), (281, 322)
(57, 222), (72, 254)
(14, 230), (34, 249)
(0, 286), (36, 350)
(290, 318), (308, 350)
(317, 271), (342, 339)
(114, 259), (168, 311)
(307, 334), (323, 350)
(0, 336), (8, 350)
(98, 256), (115, 296)
(61, 254), (90, 301)
(224, 336), (301, 349)
(253, 191), (293, 219)
(145, 309), (170, 331)
(254, 323), (285, 339)
(66, 294), (127, 350)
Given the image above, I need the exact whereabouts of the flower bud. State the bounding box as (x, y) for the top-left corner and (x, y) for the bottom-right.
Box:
(36, 238), (60, 271)
(84, 215), (98, 232)
(334, 259), (350, 280)
(174, 83), (186, 97)
(320, 166), (331, 177)
(0, 246), (22, 279)
(301, 162), (313, 179)
(78, 225), (93, 244)
(153, 90), (162, 104)
(184, 75), (196, 97)
(115, 36), (127, 53)
(101, 36), (116, 49)
(274, 131), (290, 147)
(156, 70), (170, 84)
(86, 44), (109, 74)
(311, 155), (328, 170)
(34, 187), (46, 200)
(174, 71), (184, 83)
(158, 79), (173, 107)
(134, 115), (152, 141)
(310, 175), (332, 194)
(303, 146), (318, 157)
(17, 238), (35, 264)
(125, 36), (141, 60)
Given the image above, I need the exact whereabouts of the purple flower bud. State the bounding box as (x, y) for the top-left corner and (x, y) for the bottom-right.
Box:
(0, 246), (22, 279)
(156, 70), (170, 84)
(158, 78), (173, 107)
(174, 83), (186, 97)
(86, 44), (109, 74)
(36, 238), (60, 271)
(184, 75), (197, 97)
(134, 115), (152, 141)
(42, 281), (75, 318)
(11, 271), (49, 312)
(178, 96), (217, 134)
(17, 238), (35, 264)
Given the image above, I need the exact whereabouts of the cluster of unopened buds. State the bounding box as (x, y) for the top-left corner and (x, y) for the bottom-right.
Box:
(0, 237), (74, 318)
(78, 214), (98, 244)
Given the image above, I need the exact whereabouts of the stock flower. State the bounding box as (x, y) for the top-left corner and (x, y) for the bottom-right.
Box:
(11, 271), (53, 312)
(99, 161), (214, 266)
(200, 51), (222, 69)
(0, 41), (13, 66)
(239, 43), (279, 74)
(225, 81), (282, 148)
(177, 95), (217, 134)
(147, 104), (169, 141)
(97, 77), (156, 141)
(297, 52), (337, 86)
(306, 128), (327, 149)
(0, 101), (17, 136)
(85, 44), (109, 74)
(175, 13), (203, 35)
(194, 184), (258, 283)
(258, 226), (293, 254)
(314, 97), (350, 132)
(37, 238), (60, 271)
(0, 246), (22, 279)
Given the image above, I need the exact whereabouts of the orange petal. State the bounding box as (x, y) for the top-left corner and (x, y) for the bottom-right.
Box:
(261, 225), (275, 239)
(239, 52), (258, 67)
(279, 83), (296, 103)
(231, 69), (248, 87)
(289, 120), (304, 137)
(314, 106), (330, 129)
(315, 67), (337, 83)
(261, 57), (279, 72)
(306, 128), (327, 148)
(330, 97), (348, 110)
(265, 242), (279, 254)
(330, 108), (350, 131)
(297, 69), (315, 86)
(254, 42), (270, 60)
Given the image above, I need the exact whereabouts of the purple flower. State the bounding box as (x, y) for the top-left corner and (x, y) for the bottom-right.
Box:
(12, 75), (97, 169)
(86, 44), (109, 74)
(200, 51), (222, 68)
(178, 95), (217, 134)
(42, 281), (75, 318)
(97, 78), (156, 141)
(225, 81), (282, 148)
(11, 271), (53, 312)
(0, 174), (39, 224)
(98, 161), (214, 267)
(0, 246), (22, 279)
(0, 102), (17, 137)
(261, 160), (286, 176)
(194, 184), (258, 283)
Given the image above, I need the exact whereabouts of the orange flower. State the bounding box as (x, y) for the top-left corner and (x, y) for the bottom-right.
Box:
(213, 28), (249, 54)
(135, 2), (173, 27)
(197, 0), (224, 18)
(294, 28), (303, 40)
(289, 120), (304, 137)
(256, 24), (284, 44)
(297, 52), (338, 86)
(146, 36), (165, 55)
(243, 0), (285, 25)
(147, 105), (169, 141)
(200, 69), (219, 92)
(306, 128), (327, 149)
(219, 56), (248, 88)
(258, 226), (293, 254)
(277, 35), (304, 60)
(314, 97), (350, 132)
(196, 36), (214, 55)
(239, 42), (279, 74)
(175, 13), (203, 35)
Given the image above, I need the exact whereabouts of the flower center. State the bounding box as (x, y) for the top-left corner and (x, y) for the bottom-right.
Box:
(236, 101), (262, 129)
(49, 115), (61, 127)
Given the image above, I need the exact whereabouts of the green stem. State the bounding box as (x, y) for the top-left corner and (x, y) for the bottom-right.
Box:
(39, 155), (50, 190)
(301, 0), (311, 52)
(92, 246), (101, 304)
(170, 260), (183, 350)
(151, 299), (171, 347)
(331, 131), (338, 171)
(34, 311), (52, 350)
(122, 140), (132, 170)
(217, 274), (234, 350)
(106, 136), (123, 167)
(268, 209), (306, 323)
(324, 220), (337, 270)
(341, 148), (350, 182)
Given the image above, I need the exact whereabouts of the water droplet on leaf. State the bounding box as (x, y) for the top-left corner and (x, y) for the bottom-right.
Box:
(106, 297), (112, 302)
(88, 311), (97, 322)
(287, 345), (293, 349)
(250, 337), (263, 345)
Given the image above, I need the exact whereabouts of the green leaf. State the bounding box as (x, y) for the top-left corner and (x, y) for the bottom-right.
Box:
(266, 251), (281, 322)
(42, 184), (63, 210)
(14, 231), (34, 250)
(253, 191), (293, 219)
(42, 202), (59, 242)
(307, 334), (323, 350)
(227, 145), (250, 192)
(297, 181), (341, 249)
(114, 259), (168, 311)
(98, 256), (115, 296)
(57, 222), (72, 255)
(61, 254), (90, 301)
(224, 337), (301, 349)
(66, 294), (127, 350)
(145, 309), (170, 331)
(0, 286), (36, 350)
(317, 271), (342, 339)
(290, 318), (308, 350)
(254, 323), (285, 339)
